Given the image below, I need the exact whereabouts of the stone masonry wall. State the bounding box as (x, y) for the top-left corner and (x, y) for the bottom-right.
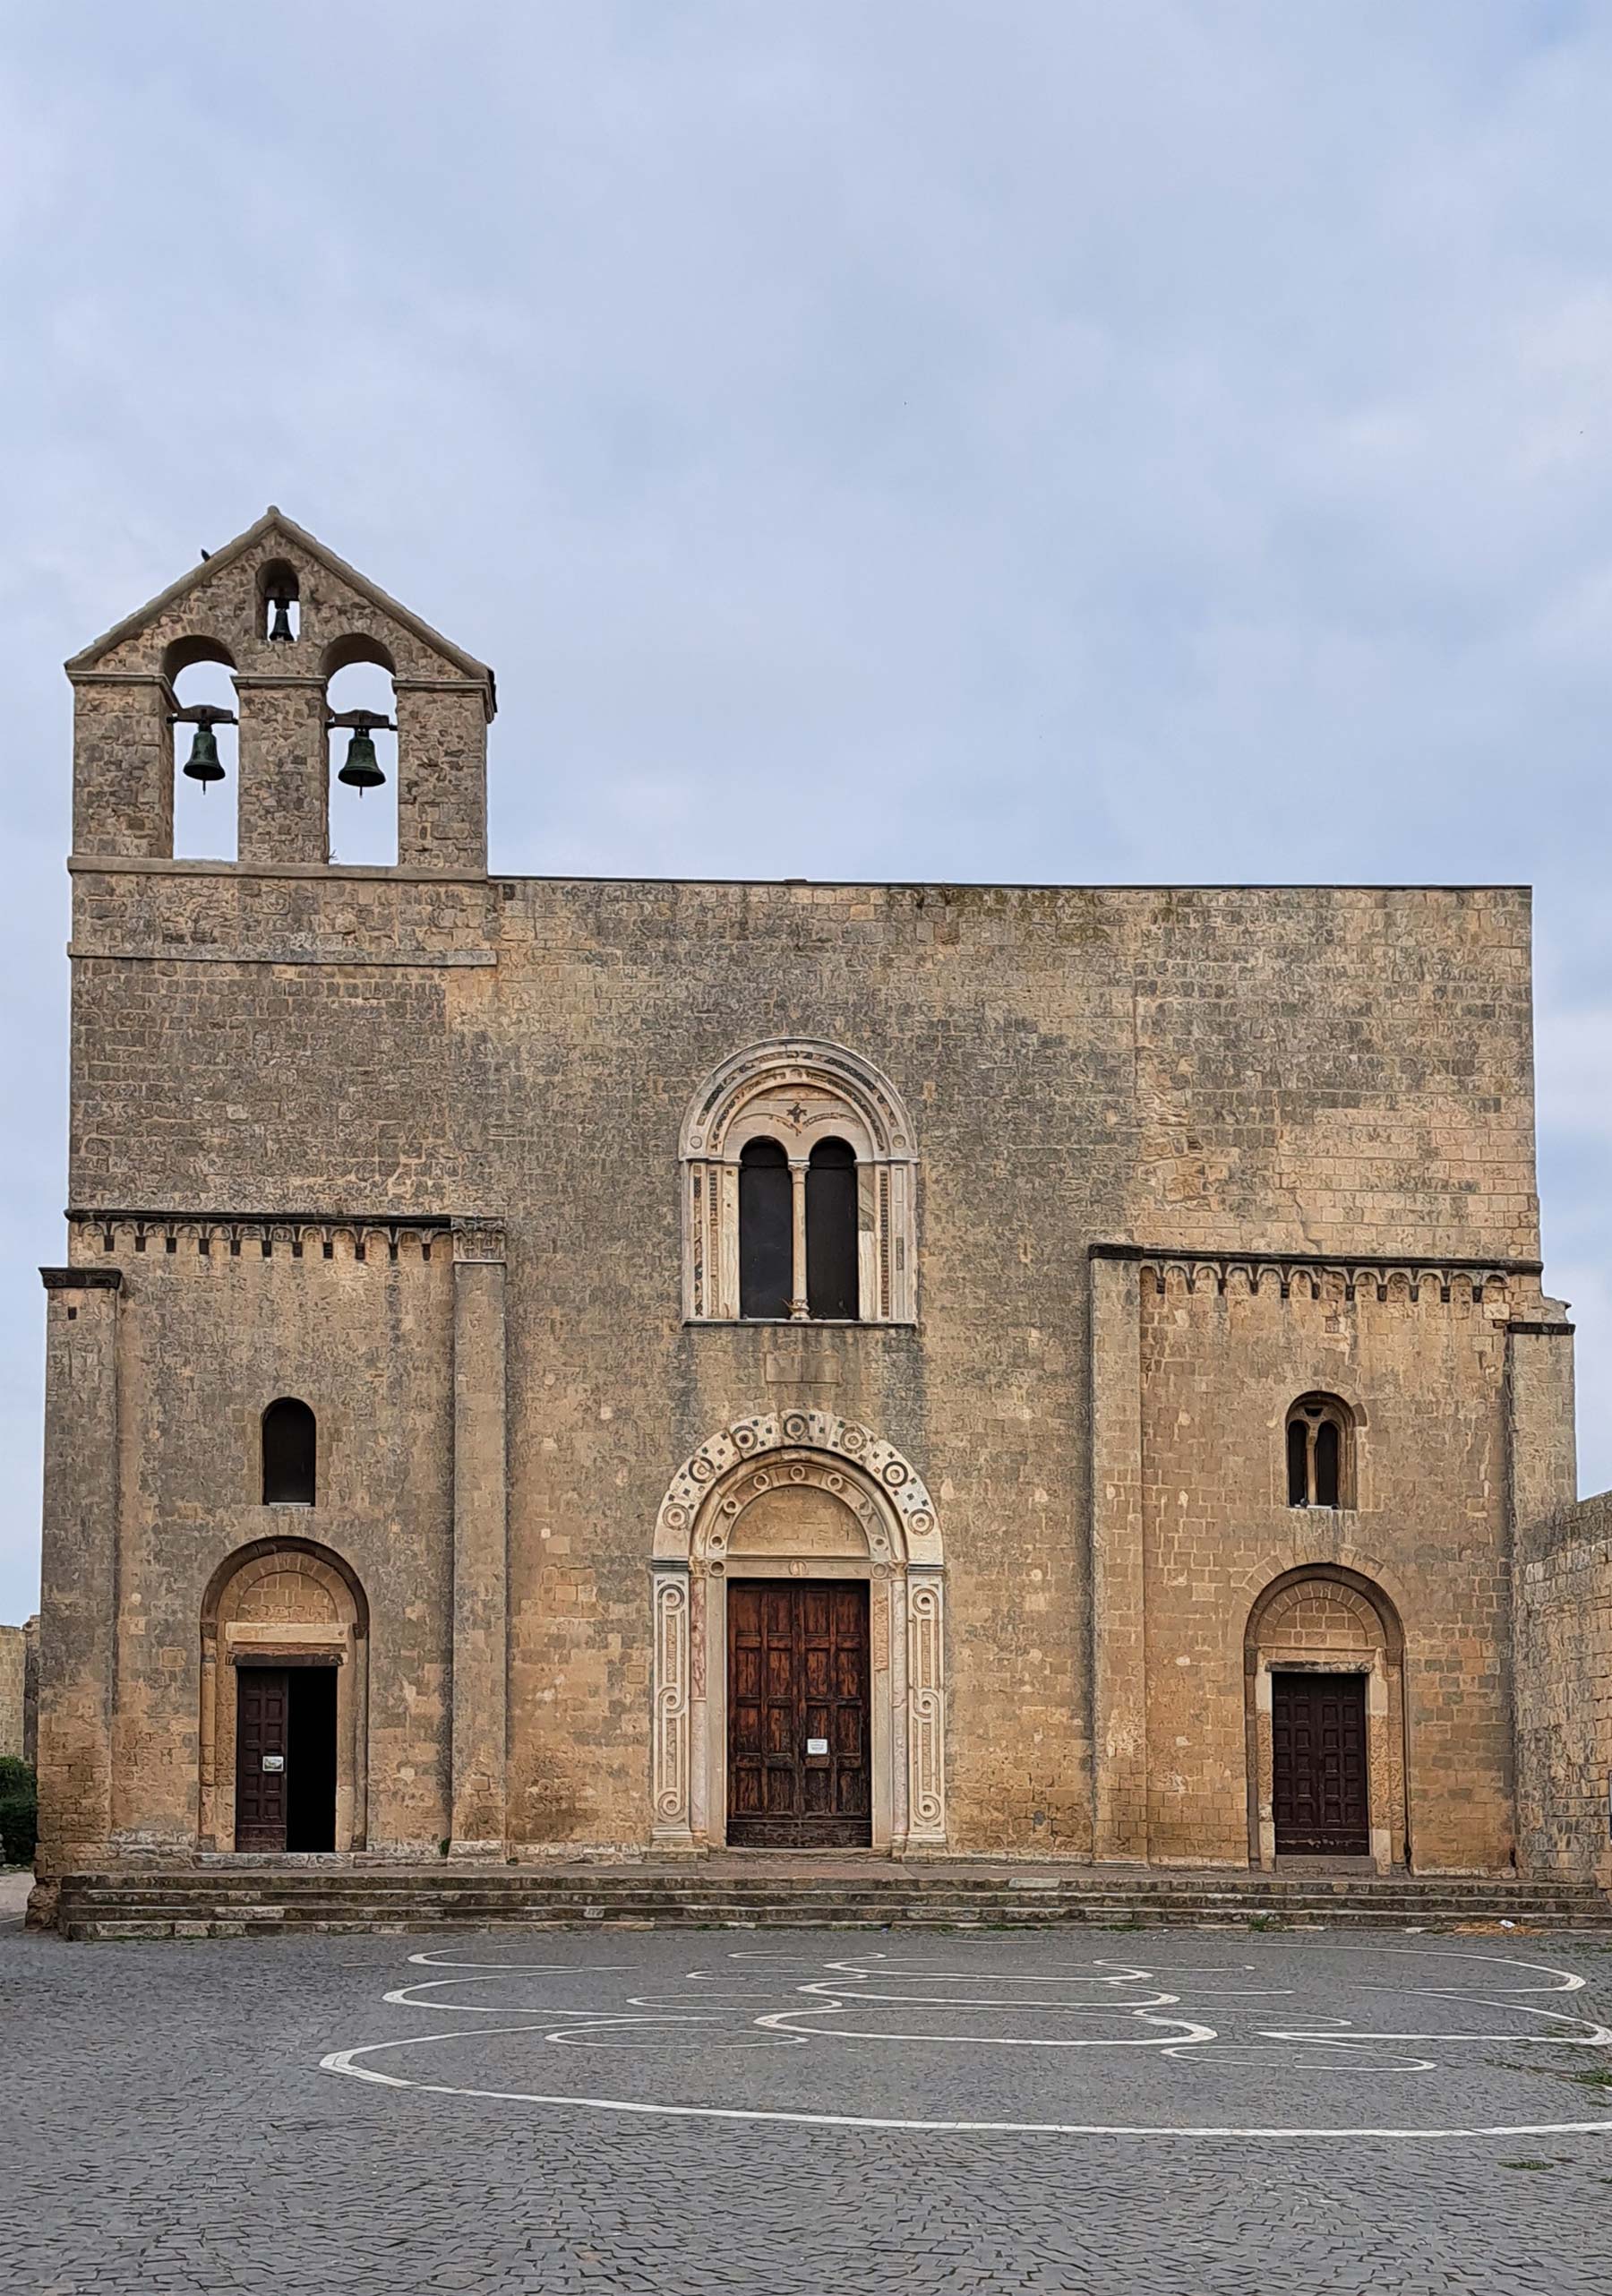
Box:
(1139, 1263), (1520, 1872)
(1515, 1491), (1612, 1889)
(55, 865), (1547, 1859)
(0, 1625), (25, 1762)
(58, 1228), (455, 1858)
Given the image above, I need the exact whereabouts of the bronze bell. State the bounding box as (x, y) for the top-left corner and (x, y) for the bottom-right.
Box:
(338, 725), (385, 793)
(182, 722), (225, 787)
(267, 593), (295, 643)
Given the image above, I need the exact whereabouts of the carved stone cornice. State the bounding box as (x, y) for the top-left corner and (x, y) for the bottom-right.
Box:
(40, 1265), (123, 1292)
(66, 1208), (458, 1264)
(1089, 1240), (1539, 1304)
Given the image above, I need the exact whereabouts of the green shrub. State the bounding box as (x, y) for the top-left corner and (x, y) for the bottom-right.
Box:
(0, 1756), (38, 1867)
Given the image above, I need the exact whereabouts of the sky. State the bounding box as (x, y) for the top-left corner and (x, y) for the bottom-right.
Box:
(3, 2), (1612, 1618)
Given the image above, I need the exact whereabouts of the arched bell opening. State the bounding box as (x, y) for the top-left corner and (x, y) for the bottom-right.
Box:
(256, 558), (301, 644)
(165, 640), (238, 862)
(323, 637), (398, 865)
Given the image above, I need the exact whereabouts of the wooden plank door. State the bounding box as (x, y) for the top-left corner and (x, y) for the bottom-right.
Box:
(1271, 1670), (1369, 1855)
(727, 1580), (871, 1848)
(235, 1666), (290, 1852)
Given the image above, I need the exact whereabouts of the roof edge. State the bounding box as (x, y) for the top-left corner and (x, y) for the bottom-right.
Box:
(64, 507), (496, 708)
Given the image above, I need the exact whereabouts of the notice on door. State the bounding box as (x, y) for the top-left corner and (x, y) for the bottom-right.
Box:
(806, 1737), (829, 1755)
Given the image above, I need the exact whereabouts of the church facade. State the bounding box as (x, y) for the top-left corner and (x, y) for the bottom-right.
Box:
(32, 512), (1612, 1905)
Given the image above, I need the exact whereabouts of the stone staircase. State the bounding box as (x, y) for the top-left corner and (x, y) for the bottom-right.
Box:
(47, 1859), (1612, 1939)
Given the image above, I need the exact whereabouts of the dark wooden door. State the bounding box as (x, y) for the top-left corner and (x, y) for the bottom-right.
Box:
(235, 1666), (289, 1851)
(1272, 1670), (1369, 1855)
(727, 1580), (871, 1848)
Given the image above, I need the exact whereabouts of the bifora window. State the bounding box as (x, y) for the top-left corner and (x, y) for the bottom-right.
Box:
(1286, 1393), (1354, 1509)
(680, 1041), (918, 1324)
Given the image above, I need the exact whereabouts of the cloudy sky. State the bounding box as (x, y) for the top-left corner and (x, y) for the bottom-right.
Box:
(4, 3), (1612, 1617)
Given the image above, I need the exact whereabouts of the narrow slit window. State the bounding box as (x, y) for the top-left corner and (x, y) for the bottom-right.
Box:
(806, 1137), (859, 1320)
(1285, 1394), (1354, 1510)
(262, 1397), (317, 1506)
(739, 1139), (792, 1319)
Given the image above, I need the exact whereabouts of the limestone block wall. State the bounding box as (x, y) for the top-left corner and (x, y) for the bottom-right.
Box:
(39, 1222), (455, 1866)
(1515, 1492), (1612, 1889)
(56, 866), (1550, 1859)
(0, 1625), (26, 1761)
(1133, 1255), (1526, 1873)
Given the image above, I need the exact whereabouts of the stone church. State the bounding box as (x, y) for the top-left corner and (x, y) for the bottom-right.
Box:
(31, 511), (1612, 1918)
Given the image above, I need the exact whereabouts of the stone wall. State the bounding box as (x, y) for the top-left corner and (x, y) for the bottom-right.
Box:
(50, 859), (1556, 1863)
(41, 515), (1570, 1871)
(1515, 1491), (1612, 1888)
(0, 1625), (26, 1761)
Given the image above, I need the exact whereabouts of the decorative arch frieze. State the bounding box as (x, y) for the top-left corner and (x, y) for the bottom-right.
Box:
(679, 1040), (918, 1322)
(650, 1413), (945, 1853)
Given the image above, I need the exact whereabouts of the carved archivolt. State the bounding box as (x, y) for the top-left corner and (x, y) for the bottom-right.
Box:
(655, 1409), (940, 1563)
(679, 1040), (918, 1322)
(650, 1413), (945, 1853)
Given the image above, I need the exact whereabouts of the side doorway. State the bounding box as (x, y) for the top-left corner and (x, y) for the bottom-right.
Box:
(233, 1662), (338, 1853)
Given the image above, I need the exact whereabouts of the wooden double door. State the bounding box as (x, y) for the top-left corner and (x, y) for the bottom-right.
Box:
(727, 1579), (872, 1848)
(1271, 1670), (1369, 1856)
(235, 1663), (339, 1853)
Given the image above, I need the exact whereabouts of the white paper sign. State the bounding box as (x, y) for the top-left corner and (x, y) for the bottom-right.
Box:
(806, 1737), (829, 1756)
(261, 1754), (285, 1772)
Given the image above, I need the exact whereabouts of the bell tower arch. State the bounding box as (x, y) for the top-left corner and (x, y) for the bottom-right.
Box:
(64, 507), (495, 873)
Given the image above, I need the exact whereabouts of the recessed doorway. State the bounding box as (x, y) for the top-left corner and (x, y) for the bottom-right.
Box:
(234, 1662), (339, 1853)
(1271, 1670), (1369, 1856)
(726, 1579), (871, 1848)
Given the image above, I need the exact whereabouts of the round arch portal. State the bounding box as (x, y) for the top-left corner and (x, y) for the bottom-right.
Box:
(650, 1411), (946, 1853)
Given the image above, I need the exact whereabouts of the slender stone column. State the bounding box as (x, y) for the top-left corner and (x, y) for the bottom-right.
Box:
(788, 1160), (809, 1319)
(1088, 1251), (1148, 1862)
(449, 1221), (509, 1855)
(35, 1268), (123, 1881)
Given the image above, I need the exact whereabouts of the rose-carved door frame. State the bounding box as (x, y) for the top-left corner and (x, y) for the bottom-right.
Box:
(650, 1411), (946, 1854)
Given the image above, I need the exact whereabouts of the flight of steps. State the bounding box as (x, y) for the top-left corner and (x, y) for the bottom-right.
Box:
(47, 1861), (1612, 1939)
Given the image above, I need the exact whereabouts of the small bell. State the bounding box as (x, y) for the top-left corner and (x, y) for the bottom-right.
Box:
(338, 725), (385, 793)
(266, 592), (295, 643)
(182, 722), (225, 787)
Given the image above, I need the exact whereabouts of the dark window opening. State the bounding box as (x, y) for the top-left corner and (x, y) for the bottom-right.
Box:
(1286, 1417), (1309, 1507)
(1286, 1394), (1353, 1509)
(806, 1137), (859, 1320)
(262, 1397), (317, 1506)
(739, 1139), (793, 1319)
(285, 1665), (338, 1852)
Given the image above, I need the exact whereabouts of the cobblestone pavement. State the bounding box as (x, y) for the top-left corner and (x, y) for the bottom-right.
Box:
(8, 1922), (1612, 2294)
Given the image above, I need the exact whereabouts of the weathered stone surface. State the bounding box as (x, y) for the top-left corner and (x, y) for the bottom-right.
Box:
(32, 512), (1606, 1900)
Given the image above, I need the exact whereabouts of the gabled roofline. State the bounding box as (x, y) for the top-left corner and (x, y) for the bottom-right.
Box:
(64, 506), (496, 711)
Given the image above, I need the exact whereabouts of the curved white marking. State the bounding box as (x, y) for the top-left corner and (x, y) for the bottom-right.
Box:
(318, 2030), (1612, 2141)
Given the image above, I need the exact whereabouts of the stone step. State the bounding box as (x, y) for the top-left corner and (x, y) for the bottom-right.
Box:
(53, 1862), (1611, 1939)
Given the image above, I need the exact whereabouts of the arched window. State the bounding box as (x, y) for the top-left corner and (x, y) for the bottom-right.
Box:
(262, 1398), (317, 1507)
(807, 1138), (859, 1319)
(1286, 1394), (1353, 1509)
(739, 1139), (793, 1319)
(681, 1041), (918, 1324)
